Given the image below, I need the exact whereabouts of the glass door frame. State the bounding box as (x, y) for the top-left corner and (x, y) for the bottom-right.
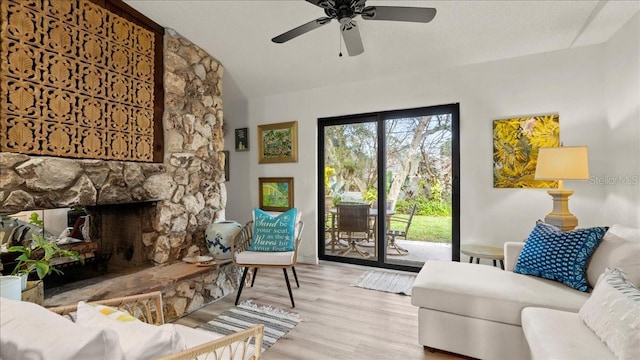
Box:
(317, 103), (460, 272)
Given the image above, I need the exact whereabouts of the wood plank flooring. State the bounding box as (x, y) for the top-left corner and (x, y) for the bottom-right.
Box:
(175, 261), (463, 360)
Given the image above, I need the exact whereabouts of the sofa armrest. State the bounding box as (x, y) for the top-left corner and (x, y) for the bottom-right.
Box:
(504, 242), (525, 272)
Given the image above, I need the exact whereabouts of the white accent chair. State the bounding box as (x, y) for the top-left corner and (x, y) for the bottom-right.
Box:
(231, 217), (304, 308)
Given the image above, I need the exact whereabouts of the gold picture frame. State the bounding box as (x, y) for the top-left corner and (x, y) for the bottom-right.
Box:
(259, 177), (294, 211)
(258, 121), (298, 164)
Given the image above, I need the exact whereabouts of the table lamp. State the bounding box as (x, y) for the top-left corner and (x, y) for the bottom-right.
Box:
(534, 145), (589, 231)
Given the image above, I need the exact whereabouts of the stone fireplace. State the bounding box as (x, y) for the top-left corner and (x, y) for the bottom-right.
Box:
(1, 29), (227, 265)
(0, 29), (240, 319)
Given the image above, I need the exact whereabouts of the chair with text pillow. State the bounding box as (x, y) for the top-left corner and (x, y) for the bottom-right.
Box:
(231, 208), (304, 308)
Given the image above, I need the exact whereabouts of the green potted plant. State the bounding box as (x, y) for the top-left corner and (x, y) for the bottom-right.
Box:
(9, 233), (82, 281)
(8, 212), (81, 284)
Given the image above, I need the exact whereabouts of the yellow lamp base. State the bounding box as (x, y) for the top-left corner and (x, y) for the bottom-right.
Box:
(544, 189), (578, 231)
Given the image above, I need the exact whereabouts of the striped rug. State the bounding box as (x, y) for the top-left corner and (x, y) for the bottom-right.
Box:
(351, 269), (416, 296)
(198, 300), (301, 351)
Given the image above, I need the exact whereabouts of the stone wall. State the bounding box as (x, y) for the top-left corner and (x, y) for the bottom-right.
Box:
(164, 263), (242, 320)
(154, 28), (227, 264)
(0, 154), (168, 212)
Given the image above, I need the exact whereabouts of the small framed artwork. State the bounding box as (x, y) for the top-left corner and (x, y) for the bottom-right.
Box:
(258, 121), (298, 164)
(258, 177), (294, 211)
(222, 150), (229, 181)
(235, 128), (249, 151)
(493, 113), (559, 188)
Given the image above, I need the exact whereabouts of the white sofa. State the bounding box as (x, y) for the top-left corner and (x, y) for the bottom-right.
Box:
(411, 224), (640, 360)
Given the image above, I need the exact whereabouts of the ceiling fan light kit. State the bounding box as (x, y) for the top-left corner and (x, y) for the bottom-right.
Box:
(272, 0), (437, 56)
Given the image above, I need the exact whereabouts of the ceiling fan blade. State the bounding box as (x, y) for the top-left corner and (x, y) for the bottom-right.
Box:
(305, 0), (334, 9)
(341, 21), (364, 56)
(361, 6), (436, 23)
(272, 17), (332, 43)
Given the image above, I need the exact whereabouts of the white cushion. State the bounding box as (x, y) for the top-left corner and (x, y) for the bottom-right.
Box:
(76, 301), (185, 360)
(235, 250), (295, 265)
(0, 297), (125, 360)
(587, 224), (640, 287)
(411, 261), (589, 326)
(522, 307), (615, 360)
(579, 268), (640, 360)
(174, 324), (257, 360)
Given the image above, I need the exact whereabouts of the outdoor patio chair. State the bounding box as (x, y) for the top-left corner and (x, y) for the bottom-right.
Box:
(368, 200), (394, 242)
(231, 210), (304, 308)
(335, 203), (371, 257)
(386, 203), (417, 255)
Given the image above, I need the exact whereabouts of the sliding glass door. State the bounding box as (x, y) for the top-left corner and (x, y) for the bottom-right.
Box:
(318, 104), (460, 271)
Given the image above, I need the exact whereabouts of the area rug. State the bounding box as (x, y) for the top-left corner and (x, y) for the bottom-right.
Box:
(352, 269), (416, 296)
(198, 300), (301, 351)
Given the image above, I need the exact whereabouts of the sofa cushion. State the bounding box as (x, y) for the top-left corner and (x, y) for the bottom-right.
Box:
(579, 268), (640, 360)
(174, 324), (257, 360)
(235, 250), (295, 265)
(86, 303), (141, 323)
(0, 297), (125, 360)
(586, 224), (640, 288)
(412, 261), (589, 326)
(514, 221), (607, 292)
(522, 307), (615, 360)
(76, 301), (186, 360)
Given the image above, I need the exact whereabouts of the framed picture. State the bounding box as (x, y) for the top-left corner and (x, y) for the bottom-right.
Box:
(235, 128), (249, 151)
(258, 121), (298, 164)
(222, 150), (229, 181)
(259, 177), (294, 211)
(493, 113), (559, 188)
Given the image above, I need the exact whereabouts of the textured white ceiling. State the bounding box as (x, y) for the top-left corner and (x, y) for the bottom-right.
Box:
(124, 0), (640, 102)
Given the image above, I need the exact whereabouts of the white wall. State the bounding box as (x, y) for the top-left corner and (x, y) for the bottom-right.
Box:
(603, 12), (640, 227)
(224, 16), (639, 264)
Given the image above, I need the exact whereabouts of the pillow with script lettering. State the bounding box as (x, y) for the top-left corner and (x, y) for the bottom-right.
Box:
(248, 208), (297, 252)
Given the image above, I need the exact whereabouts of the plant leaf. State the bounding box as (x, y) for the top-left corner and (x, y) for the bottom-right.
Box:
(35, 262), (49, 279)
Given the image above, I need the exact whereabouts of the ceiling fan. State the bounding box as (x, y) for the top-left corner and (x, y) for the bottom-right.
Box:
(271, 0), (437, 56)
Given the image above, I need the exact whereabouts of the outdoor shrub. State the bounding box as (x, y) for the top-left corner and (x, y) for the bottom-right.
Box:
(421, 200), (452, 216)
(395, 197), (451, 216)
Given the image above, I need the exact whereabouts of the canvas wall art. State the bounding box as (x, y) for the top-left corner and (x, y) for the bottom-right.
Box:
(493, 114), (559, 188)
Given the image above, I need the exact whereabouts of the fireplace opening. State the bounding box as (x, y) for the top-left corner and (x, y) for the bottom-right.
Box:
(1, 203), (156, 289)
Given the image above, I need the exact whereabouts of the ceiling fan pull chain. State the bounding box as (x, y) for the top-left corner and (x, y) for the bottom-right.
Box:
(338, 25), (343, 57)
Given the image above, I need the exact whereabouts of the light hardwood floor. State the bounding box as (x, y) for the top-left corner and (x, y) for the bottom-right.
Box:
(175, 261), (463, 360)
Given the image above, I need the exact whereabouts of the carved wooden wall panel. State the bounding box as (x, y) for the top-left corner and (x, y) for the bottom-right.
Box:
(1, 0), (155, 161)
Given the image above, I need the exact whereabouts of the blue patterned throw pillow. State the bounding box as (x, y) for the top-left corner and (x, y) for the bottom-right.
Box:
(248, 208), (297, 252)
(514, 221), (608, 292)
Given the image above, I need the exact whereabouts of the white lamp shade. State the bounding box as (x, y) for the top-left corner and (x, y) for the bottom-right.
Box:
(535, 146), (589, 180)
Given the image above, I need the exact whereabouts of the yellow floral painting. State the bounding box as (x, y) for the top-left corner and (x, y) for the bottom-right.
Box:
(493, 114), (559, 188)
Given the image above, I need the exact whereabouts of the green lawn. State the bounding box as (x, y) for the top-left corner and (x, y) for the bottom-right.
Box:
(389, 215), (452, 243)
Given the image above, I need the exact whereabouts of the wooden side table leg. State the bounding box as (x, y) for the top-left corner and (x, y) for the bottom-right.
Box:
(468, 257), (473, 263)
(500, 260), (505, 270)
(475, 258), (479, 264)
(493, 259), (497, 267)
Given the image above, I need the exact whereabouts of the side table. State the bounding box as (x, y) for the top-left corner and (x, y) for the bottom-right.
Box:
(461, 244), (504, 270)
